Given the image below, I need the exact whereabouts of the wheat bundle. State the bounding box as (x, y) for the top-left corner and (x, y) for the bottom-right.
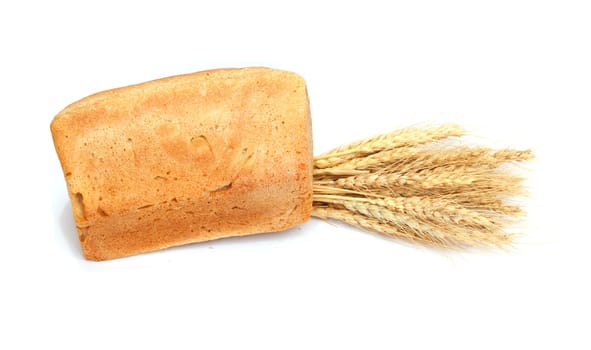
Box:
(312, 124), (532, 247)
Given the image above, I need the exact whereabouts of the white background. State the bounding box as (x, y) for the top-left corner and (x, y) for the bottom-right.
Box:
(1, 1), (589, 349)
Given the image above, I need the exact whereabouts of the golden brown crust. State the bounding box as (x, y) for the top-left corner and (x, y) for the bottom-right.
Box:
(51, 67), (313, 260)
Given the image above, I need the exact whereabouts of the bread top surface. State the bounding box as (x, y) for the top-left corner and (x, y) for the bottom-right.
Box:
(51, 67), (313, 235)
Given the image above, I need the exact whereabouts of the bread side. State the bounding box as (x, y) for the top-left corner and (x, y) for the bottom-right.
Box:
(51, 67), (313, 260)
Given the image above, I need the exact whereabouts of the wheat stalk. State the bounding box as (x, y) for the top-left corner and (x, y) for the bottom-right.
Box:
(312, 124), (531, 248)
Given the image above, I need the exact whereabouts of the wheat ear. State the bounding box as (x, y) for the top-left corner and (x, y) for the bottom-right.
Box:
(312, 124), (532, 248)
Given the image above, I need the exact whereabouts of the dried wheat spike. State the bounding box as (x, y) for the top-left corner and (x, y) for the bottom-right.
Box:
(314, 124), (464, 169)
(312, 124), (532, 248)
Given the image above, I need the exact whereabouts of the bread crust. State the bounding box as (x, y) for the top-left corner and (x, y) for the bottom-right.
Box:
(51, 67), (313, 260)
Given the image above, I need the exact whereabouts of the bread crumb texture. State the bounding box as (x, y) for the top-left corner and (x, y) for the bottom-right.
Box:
(51, 67), (313, 260)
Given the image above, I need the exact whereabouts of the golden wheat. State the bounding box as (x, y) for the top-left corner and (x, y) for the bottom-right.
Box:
(313, 195), (508, 245)
(312, 206), (448, 246)
(314, 124), (465, 169)
(311, 124), (531, 248)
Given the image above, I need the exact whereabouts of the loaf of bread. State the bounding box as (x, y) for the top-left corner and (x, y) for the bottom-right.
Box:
(51, 67), (313, 260)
